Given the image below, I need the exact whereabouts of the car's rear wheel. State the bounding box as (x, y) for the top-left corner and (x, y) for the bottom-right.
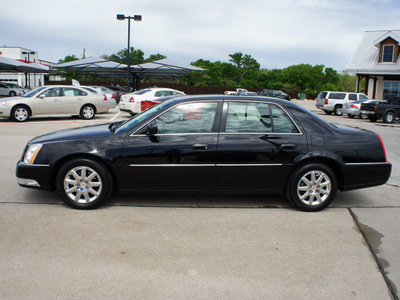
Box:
(9, 91), (17, 97)
(11, 105), (30, 122)
(57, 158), (113, 209)
(333, 106), (343, 116)
(287, 163), (337, 212)
(80, 104), (96, 119)
(360, 112), (368, 119)
(383, 111), (395, 124)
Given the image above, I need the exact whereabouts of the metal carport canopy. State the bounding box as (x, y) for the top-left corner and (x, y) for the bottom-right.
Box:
(53, 57), (127, 78)
(53, 57), (205, 79)
(0, 56), (50, 73)
(131, 58), (206, 79)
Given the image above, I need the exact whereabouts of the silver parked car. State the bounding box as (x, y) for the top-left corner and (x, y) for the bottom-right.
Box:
(342, 99), (383, 118)
(0, 82), (30, 97)
(0, 85), (109, 122)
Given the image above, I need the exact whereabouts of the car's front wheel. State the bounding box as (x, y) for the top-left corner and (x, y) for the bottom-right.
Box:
(287, 163), (337, 211)
(80, 104), (96, 119)
(57, 158), (113, 209)
(9, 91), (17, 97)
(11, 105), (30, 122)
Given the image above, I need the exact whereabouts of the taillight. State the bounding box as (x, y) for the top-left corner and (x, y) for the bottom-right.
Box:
(129, 97), (135, 103)
(350, 104), (358, 108)
(325, 98), (328, 105)
(377, 134), (388, 162)
(141, 101), (158, 111)
(112, 94), (115, 99)
(374, 105), (378, 111)
(103, 95), (108, 101)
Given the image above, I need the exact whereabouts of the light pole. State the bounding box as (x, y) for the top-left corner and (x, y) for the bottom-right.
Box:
(22, 51), (35, 88)
(117, 14), (142, 92)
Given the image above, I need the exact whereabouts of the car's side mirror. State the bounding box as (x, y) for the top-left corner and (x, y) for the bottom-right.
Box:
(146, 122), (158, 135)
(39, 94), (45, 99)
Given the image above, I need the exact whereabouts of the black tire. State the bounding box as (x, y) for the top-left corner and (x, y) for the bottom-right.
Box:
(56, 158), (113, 209)
(129, 111), (136, 116)
(324, 110), (333, 115)
(333, 106), (343, 116)
(286, 163), (337, 212)
(360, 112), (368, 119)
(11, 105), (30, 122)
(80, 104), (96, 119)
(348, 114), (354, 118)
(9, 91), (17, 97)
(383, 111), (395, 124)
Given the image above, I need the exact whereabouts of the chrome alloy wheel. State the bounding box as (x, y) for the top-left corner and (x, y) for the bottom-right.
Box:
(82, 106), (95, 119)
(297, 170), (331, 206)
(14, 107), (29, 121)
(63, 166), (102, 203)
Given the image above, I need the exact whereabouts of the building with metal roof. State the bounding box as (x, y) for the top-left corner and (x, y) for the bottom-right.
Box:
(346, 30), (400, 99)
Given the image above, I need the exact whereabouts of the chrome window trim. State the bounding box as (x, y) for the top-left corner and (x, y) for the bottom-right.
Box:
(133, 133), (219, 137)
(222, 100), (303, 135)
(130, 100), (222, 136)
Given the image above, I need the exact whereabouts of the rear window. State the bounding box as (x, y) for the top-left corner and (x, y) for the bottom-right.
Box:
(133, 89), (151, 95)
(318, 92), (327, 99)
(329, 93), (346, 99)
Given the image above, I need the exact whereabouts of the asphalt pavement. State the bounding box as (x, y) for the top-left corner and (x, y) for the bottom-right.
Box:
(0, 99), (399, 299)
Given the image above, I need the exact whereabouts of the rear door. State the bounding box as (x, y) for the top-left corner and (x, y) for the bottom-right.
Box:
(60, 87), (87, 114)
(216, 100), (307, 191)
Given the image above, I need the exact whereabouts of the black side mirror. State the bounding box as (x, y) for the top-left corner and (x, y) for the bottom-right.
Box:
(146, 122), (158, 135)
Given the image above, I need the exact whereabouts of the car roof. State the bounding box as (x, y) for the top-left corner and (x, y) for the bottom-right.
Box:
(169, 94), (295, 106)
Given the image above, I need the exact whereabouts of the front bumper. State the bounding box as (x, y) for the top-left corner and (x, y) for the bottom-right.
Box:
(16, 161), (54, 190)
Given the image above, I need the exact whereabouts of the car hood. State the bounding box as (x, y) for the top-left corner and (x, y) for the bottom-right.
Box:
(29, 123), (115, 144)
(0, 96), (26, 103)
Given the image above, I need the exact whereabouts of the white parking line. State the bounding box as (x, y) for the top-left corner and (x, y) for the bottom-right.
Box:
(110, 111), (121, 122)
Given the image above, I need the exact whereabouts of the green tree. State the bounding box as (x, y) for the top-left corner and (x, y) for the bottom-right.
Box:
(56, 55), (87, 81)
(229, 52), (260, 87)
(146, 53), (167, 62)
(102, 47), (145, 65)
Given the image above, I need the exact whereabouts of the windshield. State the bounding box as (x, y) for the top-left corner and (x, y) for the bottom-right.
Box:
(23, 86), (47, 97)
(116, 99), (175, 133)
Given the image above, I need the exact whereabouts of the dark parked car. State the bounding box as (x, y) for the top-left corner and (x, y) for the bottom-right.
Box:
(360, 96), (400, 123)
(258, 89), (291, 100)
(16, 95), (391, 211)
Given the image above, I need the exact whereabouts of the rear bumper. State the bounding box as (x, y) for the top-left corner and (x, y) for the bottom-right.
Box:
(341, 162), (392, 191)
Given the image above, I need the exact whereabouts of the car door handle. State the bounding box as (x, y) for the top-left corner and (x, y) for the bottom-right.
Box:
(192, 144), (209, 150)
(279, 144), (297, 150)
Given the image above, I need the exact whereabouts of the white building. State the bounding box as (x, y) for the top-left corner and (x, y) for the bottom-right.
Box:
(0, 46), (55, 88)
(346, 30), (400, 99)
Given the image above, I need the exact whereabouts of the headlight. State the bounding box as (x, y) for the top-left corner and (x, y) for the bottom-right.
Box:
(23, 144), (43, 164)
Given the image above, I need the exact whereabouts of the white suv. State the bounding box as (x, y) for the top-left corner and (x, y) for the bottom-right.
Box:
(316, 91), (369, 116)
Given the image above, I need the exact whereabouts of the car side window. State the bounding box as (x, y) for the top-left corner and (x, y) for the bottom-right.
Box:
(329, 93), (346, 99)
(62, 88), (87, 96)
(270, 104), (299, 133)
(349, 94), (357, 101)
(155, 102), (218, 134)
(225, 102), (298, 134)
(225, 102), (272, 133)
(359, 94), (369, 100)
(40, 88), (62, 97)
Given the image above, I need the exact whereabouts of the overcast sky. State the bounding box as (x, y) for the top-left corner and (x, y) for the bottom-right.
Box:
(1, 0), (400, 71)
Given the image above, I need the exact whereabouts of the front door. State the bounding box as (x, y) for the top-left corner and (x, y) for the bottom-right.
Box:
(217, 101), (307, 191)
(34, 87), (62, 115)
(118, 101), (222, 191)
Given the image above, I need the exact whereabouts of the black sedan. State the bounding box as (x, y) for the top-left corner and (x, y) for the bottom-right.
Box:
(16, 95), (391, 211)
